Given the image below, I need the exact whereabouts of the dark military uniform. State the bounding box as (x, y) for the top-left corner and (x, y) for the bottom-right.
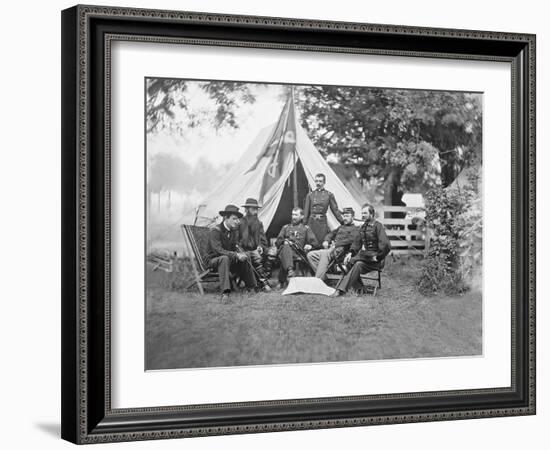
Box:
(275, 222), (318, 282)
(303, 188), (344, 245)
(205, 223), (257, 293)
(239, 214), (269, 283)
(306, 223), (359, 279)
(335, 219), (391, 293)
(323, 223), (359, 249)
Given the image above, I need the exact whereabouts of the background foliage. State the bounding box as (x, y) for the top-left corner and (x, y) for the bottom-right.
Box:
(146, 79), (257, 134)
(419, 169), (482, 295)
(297, 86), (482, 203)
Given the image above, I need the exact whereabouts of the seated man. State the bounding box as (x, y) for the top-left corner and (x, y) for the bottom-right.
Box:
(204, 204), (257, 302)
(238, 198), (271, 291)
(331, 203), (391, 297)
(275, 207), (318, 286)
(306, 207), (359, 280)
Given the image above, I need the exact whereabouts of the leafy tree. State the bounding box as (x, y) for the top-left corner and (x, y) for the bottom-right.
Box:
(297, 86), (482, 204)
(146, 79), (257, 134)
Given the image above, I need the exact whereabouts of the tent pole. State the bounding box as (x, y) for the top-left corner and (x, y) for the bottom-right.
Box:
(291, 87), (298, 208)
(293, 151), (298, 207)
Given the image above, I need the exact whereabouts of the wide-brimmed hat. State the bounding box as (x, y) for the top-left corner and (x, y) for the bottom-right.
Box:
(219, 204), (243, 218)
(342, 207), (355, 216)
(242, 198), (261, 208)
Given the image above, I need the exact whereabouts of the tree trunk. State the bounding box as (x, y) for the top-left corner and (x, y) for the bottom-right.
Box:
(439, 154), (457, 188)
(383, 169), (406, 219)
(383, 169), (399, 204)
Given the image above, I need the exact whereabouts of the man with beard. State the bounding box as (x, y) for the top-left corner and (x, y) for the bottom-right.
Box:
(330, 204), (391, 297)
(275, 207), (318, 286)
(238, 198), (271, 291)
(303, 173), (344, 245)
(306, 207), (359, 280)
(204, 204), (257, 302)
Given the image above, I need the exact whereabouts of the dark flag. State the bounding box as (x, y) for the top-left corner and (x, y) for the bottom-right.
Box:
(246, 92), (297, 202)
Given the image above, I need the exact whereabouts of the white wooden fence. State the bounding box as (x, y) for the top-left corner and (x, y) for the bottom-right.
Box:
(379, 206), (428, 256)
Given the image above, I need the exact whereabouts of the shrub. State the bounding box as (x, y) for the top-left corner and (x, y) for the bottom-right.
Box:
(419, 168), (481, 295)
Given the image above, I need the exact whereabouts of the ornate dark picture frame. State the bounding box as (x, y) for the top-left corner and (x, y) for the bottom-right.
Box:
(61, 4), (536, 444)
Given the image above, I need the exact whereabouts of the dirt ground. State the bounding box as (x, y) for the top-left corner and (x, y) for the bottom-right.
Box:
(145, 259), (482, 370)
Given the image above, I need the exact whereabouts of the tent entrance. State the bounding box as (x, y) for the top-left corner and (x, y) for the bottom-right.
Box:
(266, 159), (310, 239)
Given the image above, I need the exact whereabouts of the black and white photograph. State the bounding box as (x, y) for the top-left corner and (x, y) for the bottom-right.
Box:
(145, 78), (483, 370)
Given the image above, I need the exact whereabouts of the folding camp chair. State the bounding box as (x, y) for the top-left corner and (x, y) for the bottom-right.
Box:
(325, 256), (385, 295)
(359, 257), (385, 295)
(181, 224), (222, 292)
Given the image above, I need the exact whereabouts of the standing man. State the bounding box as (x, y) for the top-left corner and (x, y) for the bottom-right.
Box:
(239, 198), (271, 291)
(303, 173), (344, 245)
(205, 204), (257, 302)
(307, 207), (359, 280)
(275, 207), (318, 286)
(331, 204), (391, 297)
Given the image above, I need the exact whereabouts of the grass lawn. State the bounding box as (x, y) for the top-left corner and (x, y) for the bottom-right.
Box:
(145, 260), (482, 370)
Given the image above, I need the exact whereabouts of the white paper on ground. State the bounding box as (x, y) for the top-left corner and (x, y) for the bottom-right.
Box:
(282, 277), (336, 296)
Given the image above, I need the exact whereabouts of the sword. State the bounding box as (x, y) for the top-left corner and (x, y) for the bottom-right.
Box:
(236, 245), (270, 289)
(285, 239), (316, 275)
(332, 247), (350, 274)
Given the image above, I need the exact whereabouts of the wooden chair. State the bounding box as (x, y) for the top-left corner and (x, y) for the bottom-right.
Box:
(325, 257), (385, 296)
(181, 224), (221, 292)
(359, 258), (385, 295)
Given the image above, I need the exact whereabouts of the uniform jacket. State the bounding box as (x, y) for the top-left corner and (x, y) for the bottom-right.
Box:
(303, 188), (344, 223)
(323, 223), (360, 249)
(350, 219), (391, 261)
(275, 222), (318, 249)
(239, 214), (268, 252)
(205, 222), (240, 265)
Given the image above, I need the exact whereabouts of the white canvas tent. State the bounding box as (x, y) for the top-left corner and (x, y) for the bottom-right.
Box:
(195, 110), (362, 237)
